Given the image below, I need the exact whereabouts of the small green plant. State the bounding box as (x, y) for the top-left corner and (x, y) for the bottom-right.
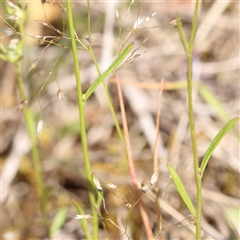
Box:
(1, 1), (46, 214)
(165, 1), (238, 239)
(1, 0), (238, 239)
(65, 1), (158, 238)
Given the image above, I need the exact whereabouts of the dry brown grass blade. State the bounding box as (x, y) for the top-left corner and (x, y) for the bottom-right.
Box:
(153, 78), (164, 174)
(115, 73), (154, 239)
(110, 78), (187, 90)
(153, 77), (164, 237)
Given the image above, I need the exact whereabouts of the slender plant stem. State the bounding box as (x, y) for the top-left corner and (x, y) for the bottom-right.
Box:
(177, 0), (202, 238)
(87, 0), (92, 41)
(188, 2), (202, 239)
(15, 62), (45, 212)
(65, 0), (98, 238)
(14, 19), (45, 213)
(177, 20), (188, 54)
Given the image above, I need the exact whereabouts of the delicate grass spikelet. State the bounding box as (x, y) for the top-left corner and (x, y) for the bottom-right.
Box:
(106, 182), (118, 190)
(37, 119), (43, 137)
(150, 171), (158, 185)
(57, 89), (64, 101)
(133, 17), (144, 30)
(141, 179), (147, 189)
(92, 173), (102, 191)
(74, 214), (93, 220)
(125, 202), (132, 209)
(145, 12), (157, 21)
(115, 8), (119, 19)
(133, 12), (157, 30)
(16, 100), (28, 111)
(168, 18), (182, 26)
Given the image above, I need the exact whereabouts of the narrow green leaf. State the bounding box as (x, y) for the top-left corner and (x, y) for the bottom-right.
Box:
(83, 42), (134, 101)
(200, 117), (238, 176)
(167, 163), (195, 216)
(49, 207), (67, 238)
(72, 199), (91, 239)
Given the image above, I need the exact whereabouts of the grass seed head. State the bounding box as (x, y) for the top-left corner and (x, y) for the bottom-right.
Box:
(37, 119), (43, 137)
(16, 100), (28, 111)
(74, 214), (93, 220)
(57, 89), (64, 101)
(92, 173), (102, 191)
(150, 171), (158, 185)
(106, 182), (118, 190)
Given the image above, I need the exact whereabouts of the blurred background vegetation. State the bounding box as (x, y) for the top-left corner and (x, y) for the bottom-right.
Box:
(1, 1), (239, 239)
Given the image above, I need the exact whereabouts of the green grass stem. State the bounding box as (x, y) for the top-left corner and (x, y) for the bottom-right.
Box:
(7, 7), (46, 214)
(177, 0), (202, 238)
(15, 61), (45, 212)
(65, 0), (98, 238)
